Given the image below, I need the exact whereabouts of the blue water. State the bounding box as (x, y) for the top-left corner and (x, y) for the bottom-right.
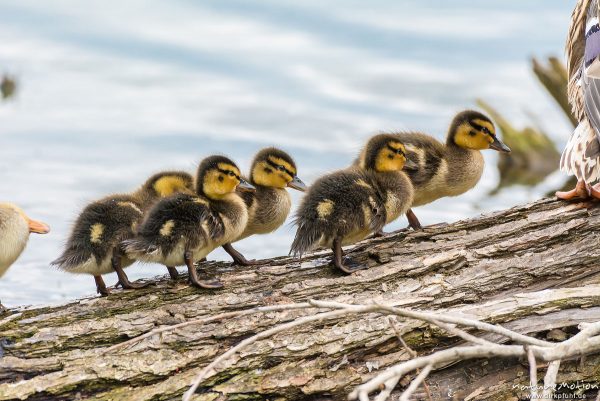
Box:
(0, 0), (576, 306)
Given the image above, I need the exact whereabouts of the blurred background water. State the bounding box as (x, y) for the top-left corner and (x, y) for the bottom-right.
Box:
(0, 0), (576, 306)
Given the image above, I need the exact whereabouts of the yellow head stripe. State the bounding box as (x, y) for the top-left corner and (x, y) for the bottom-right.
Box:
(387, 141), (405, 151)
(153, 176), (191, 197)
(217, 162), (240, 177)
(473, 119), (495, 134)
(267, 156), (296, 175)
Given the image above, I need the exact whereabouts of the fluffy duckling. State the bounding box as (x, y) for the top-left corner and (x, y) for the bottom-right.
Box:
(291, 134), (413, 274)
(0, 203), (50, 310)
(123, 156), (255, 289)
(222, 147), (306, 265)
(393, 110), (510, 229)
(52, 171), (194, 296)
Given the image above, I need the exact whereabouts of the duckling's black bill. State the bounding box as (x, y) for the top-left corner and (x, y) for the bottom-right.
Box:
(489, 136), (511, 153)
(238, 179), (256, 192)
(287, 176), (307, 192)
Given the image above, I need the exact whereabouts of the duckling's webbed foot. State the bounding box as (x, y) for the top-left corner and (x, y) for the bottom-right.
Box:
(556, 180), (590, 200)
(94, 275), (110, 296)
(222, 243), (260, 266)
(111, 249), (150, 290)
(332, 238), (367, 274)
(184, 251), (224, 289)
(406, 209), (422, 230)
(166, 266), (179, 280)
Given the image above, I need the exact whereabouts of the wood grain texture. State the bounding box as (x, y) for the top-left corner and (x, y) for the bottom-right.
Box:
(1, 198), (600, 400)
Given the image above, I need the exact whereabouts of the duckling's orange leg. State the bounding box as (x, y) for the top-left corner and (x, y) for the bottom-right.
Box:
(166, 266), (179, 280)
(112, 248), (150, 290)
(556, 180), (589, 200)
(184, 250), (224, 289)
(222, 243), (260, 266)
(332, 238), (367, 274)
(94, 275), (110, 296)
(406, 209), (422, 230)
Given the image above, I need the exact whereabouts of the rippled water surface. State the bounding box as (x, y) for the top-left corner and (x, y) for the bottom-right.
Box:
(0, 0), (576, 306)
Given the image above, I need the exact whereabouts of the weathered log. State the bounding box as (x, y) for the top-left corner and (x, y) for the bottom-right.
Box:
(1, 198), (600, 401)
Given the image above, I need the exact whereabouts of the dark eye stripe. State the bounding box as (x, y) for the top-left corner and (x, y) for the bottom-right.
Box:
(470, 121), (493, 135)
(266, 159), (295, 177)
(386, 144), (405, 156)
(217, 168), (240, 180)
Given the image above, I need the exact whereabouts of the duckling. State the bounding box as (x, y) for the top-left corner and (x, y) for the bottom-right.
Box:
(290, 134), (413, 274)
(222, 147), (306, 265)
(0, 203), (50, 310)
(391, 110), (510, 229)
(52, 171), (194, 296)
(556, 0), (600, 200)
(123, 156), (255, 289)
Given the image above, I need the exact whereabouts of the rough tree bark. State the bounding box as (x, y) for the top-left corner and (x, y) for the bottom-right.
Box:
(1, 198), (600, 401)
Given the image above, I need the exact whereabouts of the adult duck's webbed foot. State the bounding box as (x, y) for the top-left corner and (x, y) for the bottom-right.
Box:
(556, 180), (590, 200)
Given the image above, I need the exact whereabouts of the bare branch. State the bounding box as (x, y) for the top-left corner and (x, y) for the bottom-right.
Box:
(311, 300), (553, 347)
(183, 305), (383, 401)
(542, 360), (561, 400)
(399, 364), (433, 401)
(527, 347), (538, 400)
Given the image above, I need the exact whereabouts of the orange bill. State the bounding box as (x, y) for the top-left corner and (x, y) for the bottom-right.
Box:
(27, 218), (50, 234)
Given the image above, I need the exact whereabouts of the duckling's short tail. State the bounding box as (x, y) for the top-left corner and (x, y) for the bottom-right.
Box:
(121, 238), (159, 258)
(51, 248), (91, 271)
(289, 218), (322, 258)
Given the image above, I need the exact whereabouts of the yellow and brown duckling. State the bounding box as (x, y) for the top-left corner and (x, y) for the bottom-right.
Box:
(393, 110), (510, 229)
(222, 147), (306, 265)
(0, 203), (50, 310)
(290, 134), (413, 274)
(123, 156), (255, 289)
(52, 171), (194, 296)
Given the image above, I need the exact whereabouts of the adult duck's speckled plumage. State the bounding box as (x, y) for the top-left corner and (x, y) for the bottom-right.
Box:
(222, 147), (306, 266)
(559, 0), (600, 199)
(291, 134), (413, 274)
(387, 110), (509, 229)
(52, 171), (194, 296)
(124, 156), (255, 289)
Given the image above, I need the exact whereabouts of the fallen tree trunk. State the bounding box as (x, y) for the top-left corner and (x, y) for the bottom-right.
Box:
(1, 198), (600, 401)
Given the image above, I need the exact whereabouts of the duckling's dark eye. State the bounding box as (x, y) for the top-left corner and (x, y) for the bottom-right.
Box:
(228, 171), (235, 177)
(277, 165), (286, 171)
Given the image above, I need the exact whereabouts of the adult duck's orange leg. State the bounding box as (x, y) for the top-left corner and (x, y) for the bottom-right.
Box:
(556, 180), (589, 200)
(589, 183), (600, 200)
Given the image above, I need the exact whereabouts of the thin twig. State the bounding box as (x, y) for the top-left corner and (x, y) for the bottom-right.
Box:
(399, 364), (433, 401)
(312, 300), (553, 347)
(387, 318), (433, 401)
(527, 347), (538, 400)
(352, 320), (600, 401)
(183, 305), (384, 401)
(542, 360), (561, 400)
